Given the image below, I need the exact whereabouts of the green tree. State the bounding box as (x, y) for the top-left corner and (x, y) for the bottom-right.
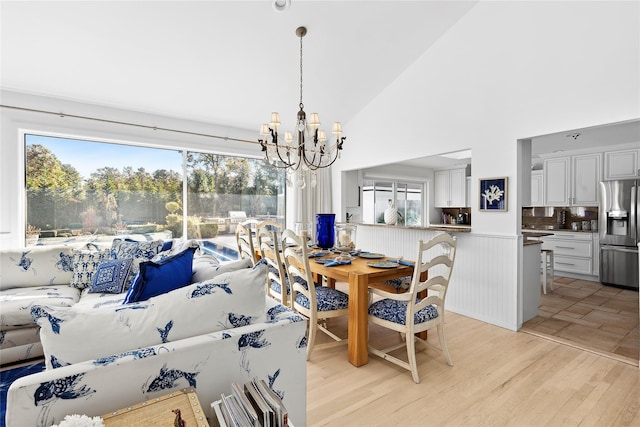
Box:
(26, 145), (82, 230)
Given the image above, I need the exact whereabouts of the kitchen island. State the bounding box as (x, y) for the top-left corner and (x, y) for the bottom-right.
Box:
(523, 239), (543, 322)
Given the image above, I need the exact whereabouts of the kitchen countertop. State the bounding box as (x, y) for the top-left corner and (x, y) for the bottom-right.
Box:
(348, 222), (471, 232)
(522, 228), (596, 234)
(427, 224), (472, 232)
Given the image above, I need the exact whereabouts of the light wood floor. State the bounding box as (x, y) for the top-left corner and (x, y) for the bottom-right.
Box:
(307, 284), (640, 427)
(522, 276), (639, 365)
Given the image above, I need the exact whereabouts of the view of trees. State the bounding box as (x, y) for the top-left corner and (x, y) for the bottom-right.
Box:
(25, 138), (285, 239)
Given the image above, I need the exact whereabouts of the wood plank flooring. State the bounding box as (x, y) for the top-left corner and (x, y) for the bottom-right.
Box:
(308, 283), (639, 427)
(522, 276), (639, 365)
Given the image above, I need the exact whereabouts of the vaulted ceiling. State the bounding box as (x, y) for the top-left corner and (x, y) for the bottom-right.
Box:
(1, 1), (477, 133)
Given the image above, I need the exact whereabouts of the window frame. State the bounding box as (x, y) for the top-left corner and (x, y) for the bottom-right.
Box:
(362, 177), (426, 227)
(21, 129), (287, 245)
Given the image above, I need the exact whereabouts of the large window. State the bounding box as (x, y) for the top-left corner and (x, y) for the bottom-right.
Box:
(24, 134), (285, 255)
(362, 179), (423, 226)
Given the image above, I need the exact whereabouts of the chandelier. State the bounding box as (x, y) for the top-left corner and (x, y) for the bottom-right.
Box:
(259, 26), (346, 188)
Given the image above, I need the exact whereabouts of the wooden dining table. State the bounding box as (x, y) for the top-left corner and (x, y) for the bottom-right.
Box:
(308, 255), (415, 367)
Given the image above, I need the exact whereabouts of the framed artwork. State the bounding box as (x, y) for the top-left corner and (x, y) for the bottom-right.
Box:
(479, 177), (507, 211)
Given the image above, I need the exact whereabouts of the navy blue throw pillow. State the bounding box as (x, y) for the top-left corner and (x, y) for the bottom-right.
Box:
(123, 247), (196, 303)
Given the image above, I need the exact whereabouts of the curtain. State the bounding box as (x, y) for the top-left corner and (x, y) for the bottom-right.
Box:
(291, 168), (332, 240)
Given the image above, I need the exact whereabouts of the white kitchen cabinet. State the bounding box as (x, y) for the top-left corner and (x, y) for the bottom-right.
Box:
(604, 148), (639, 180)
(434, 168), (467, 207)
(544, 153), (601, 206)
(541, 231), (593, 275)
(572, 153), (601, 205)
(530, 170), (544, 206)
(544, 157), (570, 206)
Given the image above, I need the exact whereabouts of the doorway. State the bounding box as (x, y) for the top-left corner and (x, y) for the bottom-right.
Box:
(517, 119), (640, 366)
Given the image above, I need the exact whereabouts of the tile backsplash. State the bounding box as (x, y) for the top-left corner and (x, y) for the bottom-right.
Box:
(522, 206), (599, 231)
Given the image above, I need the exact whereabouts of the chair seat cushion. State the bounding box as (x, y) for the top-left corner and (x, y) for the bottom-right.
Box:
(295, 286), (349, 311)
(270, 279), (289, 295)
(368, 299), (439, 325)
(383, 275), (411, 290)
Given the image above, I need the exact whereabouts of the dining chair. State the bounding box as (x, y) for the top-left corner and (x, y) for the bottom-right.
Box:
(282, 228), (349, 360)
(367, 233), (457, 383)
(256, 220), (288, 306)
(235, 223), (257, 266)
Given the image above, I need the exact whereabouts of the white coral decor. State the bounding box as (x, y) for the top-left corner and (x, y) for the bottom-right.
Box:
(50, 414), (105, 427)
(482, 184), (504, 205)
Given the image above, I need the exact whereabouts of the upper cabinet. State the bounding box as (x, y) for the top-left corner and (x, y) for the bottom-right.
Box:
(434, 167), (467, 207)
(530, 170), (544, 207)
(604, 148), (639, 180)
(544, 153), (601, 206)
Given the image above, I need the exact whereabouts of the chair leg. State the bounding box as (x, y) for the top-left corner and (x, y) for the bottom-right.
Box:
(548, 251), (554, 291)
(437, 323), (453, 366)
(406, 331), (420, 384)
(306, 317), (317, 361)
(541, 252), (547, 295)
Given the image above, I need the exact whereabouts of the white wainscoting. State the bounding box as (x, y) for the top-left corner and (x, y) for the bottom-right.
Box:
(356, 225), (520, 331)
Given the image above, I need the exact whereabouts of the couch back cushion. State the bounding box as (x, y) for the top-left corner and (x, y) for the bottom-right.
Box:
(192, 256), (252, 283)
(0, 244), (85, 290)
(34, 261), (267, 368)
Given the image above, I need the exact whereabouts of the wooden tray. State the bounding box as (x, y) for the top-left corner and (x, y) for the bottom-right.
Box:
(101, 387), (209, 427)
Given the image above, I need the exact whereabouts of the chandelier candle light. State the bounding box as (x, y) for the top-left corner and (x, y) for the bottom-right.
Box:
(259, 26), (346, 188)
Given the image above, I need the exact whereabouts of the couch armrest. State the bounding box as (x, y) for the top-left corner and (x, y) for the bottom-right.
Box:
(6, 300), (307, 427)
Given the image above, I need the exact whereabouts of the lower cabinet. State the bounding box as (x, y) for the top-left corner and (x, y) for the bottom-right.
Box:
(541, 232), (594, 276)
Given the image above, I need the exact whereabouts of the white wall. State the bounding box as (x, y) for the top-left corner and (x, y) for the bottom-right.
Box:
(334, 1), (639, 329)
(335, 0), (639, 234)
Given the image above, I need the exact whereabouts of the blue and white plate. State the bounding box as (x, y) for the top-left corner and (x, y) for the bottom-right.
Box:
(359, 253), (385, 259)
(366, 261), (399, 269)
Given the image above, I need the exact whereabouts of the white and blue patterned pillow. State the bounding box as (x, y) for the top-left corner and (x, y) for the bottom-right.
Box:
(151, 239), (200, 263)
(110, 238), (164, 260)
(69, 249), (112, 289)
(88, 258), (133, 294)
(110, 238), (163, 287)
(33, 262), (268, 369)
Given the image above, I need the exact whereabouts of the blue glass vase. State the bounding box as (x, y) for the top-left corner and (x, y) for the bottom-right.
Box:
(315, 213), (336, 249)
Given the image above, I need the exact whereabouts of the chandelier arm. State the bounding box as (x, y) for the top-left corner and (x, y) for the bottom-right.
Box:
(309, 136), (346, 169)
(274, 143), (298, 168)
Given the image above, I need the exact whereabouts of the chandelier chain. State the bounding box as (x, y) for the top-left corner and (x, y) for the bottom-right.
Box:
(299, 31), (304, 109)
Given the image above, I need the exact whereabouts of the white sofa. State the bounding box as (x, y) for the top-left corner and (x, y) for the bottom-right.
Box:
(1, 239), (308, 426)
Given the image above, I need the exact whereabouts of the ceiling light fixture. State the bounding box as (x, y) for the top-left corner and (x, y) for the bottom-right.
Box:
(272, 0), (291, 13)
(259, 26), (346, 189)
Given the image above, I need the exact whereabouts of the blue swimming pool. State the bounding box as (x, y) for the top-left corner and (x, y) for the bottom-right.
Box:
(200, 240), (239, 262)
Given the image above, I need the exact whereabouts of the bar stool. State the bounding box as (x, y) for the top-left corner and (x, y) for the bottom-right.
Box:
(540, 249), (554, 294)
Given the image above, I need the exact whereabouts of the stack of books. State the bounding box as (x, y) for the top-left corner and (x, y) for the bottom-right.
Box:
(211, 378), (289, 427)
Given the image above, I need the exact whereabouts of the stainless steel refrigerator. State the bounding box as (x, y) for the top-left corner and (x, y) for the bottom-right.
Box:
(599, 180), (639, 289)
